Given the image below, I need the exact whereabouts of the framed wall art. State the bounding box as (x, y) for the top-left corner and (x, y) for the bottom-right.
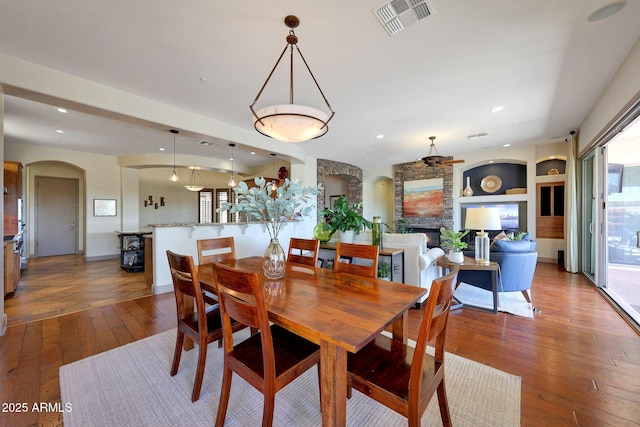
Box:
(93, 199), (117, 217)
(403, 178), (443, 217)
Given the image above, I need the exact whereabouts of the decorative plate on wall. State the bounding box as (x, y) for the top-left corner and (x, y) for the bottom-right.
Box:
(480, 175), (502, 193)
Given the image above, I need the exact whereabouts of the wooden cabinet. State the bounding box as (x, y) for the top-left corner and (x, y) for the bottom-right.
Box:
(144, 235), (153, 287)
(4, 161), (24, 236)
(536, 182), (565, 239)
(4, 240), (19, 296)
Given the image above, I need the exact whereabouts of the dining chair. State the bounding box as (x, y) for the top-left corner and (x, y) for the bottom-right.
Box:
(334, 242), (379, 278)
(212, 262), (321, 427)
(197, 237), (236, 304)
(346, 267), (460, 427)
(197, 237), (236, 265)
(287, 237), (320, 267)
(166, 250), (245, 402)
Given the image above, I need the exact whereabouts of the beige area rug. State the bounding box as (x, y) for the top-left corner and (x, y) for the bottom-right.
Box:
(60, 329), (521, 426)
(455, 283), (534, 319)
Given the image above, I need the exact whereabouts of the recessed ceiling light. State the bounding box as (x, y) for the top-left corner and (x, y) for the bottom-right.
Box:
(588, 1), (627, 22)
(159, 148), (165, 151)
(55, 129), (65, 134)
(550, 156), (556, 159)
(489, 160), (494, 163)
(376, 134), (384, 139)
(503, 143), (511, 147)
(250, 151), (256, 155)
(199, 77), (208, 82)
(56, 108), (69, 113)
(490, 106), (504, 113)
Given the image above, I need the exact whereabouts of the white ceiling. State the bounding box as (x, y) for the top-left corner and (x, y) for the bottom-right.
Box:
(1, 0), (639, 169)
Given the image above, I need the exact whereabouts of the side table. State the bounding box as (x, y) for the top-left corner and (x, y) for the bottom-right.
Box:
(438, 256), (499, 313)
(319, 242), (405, 283)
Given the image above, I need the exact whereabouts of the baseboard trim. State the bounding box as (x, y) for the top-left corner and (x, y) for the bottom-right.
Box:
(1, 313), (7, 336)
(84, 254), (119, 262)
(152, 283), (173, 295)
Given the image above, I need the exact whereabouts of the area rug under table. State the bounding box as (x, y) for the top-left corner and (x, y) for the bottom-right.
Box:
(60, 329), (521, 426)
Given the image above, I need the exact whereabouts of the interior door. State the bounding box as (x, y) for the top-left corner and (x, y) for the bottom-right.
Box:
(35, 176), (78, 257)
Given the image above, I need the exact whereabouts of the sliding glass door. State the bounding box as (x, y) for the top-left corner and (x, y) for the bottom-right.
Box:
(580, 99), (640, 328)
(581, 152), (597, 283)
(603, 119), (640, 323)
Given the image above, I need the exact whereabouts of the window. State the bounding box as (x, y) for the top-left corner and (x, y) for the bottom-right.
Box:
(199, 189), (213, 223)
(198, 188), (237, 223)
(536, 182), (564, 239)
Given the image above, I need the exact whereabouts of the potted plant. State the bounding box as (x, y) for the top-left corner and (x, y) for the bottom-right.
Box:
(219, 177), (320, 279)
(319, 195), (372, 243)
(440, 227), (470, 263)
(377, 261), (399, 281)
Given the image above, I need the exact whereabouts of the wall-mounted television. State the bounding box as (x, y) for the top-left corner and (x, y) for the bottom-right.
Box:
(461, 202), (527, 233)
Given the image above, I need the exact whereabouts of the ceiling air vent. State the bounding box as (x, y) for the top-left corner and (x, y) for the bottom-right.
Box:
(373, 0), (434, 36)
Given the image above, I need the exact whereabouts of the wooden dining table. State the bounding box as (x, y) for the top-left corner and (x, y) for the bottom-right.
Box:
(197, 256), (426, 427)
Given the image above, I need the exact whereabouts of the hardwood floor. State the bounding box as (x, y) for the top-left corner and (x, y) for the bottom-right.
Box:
(4, 255), (153, 325)
(1, 256), (639, 426)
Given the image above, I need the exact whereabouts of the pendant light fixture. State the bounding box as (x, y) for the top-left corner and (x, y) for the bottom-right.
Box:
(169, 129), (179, 182)
(250, 15), (335, 143)
(227, 143), (236, 188)
(270, 153), (278, 192)
(184, 168), (205, 192)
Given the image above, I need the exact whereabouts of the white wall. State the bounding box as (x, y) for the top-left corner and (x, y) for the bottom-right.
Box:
(6, 142), (124, 259)
(323, 176), (348, 206)
(579, 37), (640, 152)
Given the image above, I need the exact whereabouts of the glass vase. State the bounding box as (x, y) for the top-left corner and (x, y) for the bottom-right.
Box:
(371, 216), (382, 249)
(263, 238), (286, 279)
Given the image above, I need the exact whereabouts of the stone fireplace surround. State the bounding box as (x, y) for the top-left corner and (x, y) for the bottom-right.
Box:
(316, 159), (455, 246)
(394, 160), (454, 239)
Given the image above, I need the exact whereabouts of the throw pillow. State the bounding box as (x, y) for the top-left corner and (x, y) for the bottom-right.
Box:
(491, 231), (508, 247)
(493, 239), (531, 252)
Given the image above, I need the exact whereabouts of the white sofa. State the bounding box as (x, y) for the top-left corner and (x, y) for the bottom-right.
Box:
(353, 231), (444, 303)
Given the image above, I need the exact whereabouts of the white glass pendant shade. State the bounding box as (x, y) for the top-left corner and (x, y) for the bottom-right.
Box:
(184, 169), (205, 192)
(253, 104), (329, 143)
(228, 175), (236, 187)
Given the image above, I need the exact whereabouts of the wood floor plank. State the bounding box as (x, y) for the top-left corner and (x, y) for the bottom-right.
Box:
(1, 256), (639, 426)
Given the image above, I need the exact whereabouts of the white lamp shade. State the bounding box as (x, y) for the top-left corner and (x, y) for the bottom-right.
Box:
(465, 207), (502, 231)
(253, 104), (329, 143)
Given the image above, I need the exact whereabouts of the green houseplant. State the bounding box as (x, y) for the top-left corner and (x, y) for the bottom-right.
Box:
(219, 177), (320, 279)
(377, 261), (399, 280)
(440, 227), (470, 263)
(319, 195), (372, 243)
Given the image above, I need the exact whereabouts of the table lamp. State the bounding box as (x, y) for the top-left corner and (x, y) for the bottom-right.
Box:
(464, 206), (501, 265)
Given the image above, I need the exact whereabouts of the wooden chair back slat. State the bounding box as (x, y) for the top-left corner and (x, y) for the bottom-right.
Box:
(334, 242), (379, 278)
(287, 238), (320, 267)
(197, 237), (236, 265)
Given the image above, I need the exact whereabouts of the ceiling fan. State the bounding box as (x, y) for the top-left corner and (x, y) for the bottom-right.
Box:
(421, 136), (465, 167)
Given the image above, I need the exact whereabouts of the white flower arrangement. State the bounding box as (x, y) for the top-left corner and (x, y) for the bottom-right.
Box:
(218, 177), (321, 240)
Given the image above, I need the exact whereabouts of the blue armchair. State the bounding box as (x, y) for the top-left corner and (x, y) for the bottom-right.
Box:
(460, 239), (538, 302)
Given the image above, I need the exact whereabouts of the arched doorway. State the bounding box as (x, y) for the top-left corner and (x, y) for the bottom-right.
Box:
(27, 161), (85, 258)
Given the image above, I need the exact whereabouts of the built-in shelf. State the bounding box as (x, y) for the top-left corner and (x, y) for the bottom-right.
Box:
(458, 194), (528, 204)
